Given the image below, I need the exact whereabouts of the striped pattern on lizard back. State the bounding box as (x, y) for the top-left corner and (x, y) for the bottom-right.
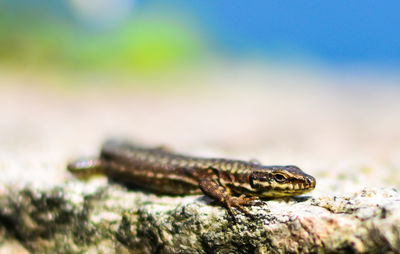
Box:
(100, 140), (258, 195)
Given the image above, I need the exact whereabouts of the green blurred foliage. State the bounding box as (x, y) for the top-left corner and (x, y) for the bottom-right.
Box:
(0, 3), (205, 76)
(117, 18), (203, 73)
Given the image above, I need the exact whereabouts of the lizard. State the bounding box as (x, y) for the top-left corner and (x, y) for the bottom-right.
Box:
(67, 139), (316, 219)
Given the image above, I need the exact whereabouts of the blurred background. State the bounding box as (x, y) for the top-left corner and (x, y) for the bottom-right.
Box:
(1, 1), (400, 76)
(0, 1), (399, 191)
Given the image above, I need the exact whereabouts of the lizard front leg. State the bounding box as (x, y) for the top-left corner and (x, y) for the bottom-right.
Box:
(198, 178), (256, 219)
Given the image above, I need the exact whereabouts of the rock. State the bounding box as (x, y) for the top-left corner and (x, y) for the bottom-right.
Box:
(1, 179), (399, 254)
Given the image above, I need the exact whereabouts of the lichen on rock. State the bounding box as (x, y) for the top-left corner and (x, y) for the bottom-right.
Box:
(1, 178), (399, 253)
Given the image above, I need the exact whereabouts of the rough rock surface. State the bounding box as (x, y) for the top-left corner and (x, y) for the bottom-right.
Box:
(1, 179), (399, 253)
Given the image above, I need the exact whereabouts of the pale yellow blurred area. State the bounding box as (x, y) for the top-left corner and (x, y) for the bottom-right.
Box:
(1, 64), (399, 194)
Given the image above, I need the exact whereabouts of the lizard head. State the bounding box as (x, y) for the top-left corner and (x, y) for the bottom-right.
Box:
(250, 165), (316, 197)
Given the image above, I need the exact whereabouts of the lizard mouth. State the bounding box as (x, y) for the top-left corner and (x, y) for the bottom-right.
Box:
(259, 188), (314, 198)
(280, 174), (316, 193)
(258, 179), (316, 197)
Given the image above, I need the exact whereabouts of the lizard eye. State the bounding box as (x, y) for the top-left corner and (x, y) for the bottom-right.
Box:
(273, 173), (287, 183)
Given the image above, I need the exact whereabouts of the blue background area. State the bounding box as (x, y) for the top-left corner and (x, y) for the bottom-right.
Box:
(1, 1), (400, 66)
(150, 1), (400, 65)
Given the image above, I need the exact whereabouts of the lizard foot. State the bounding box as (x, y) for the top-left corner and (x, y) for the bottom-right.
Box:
(225, 195), (257, 220)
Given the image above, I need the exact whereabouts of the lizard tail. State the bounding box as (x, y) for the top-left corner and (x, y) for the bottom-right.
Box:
(67, 157), (105, 179)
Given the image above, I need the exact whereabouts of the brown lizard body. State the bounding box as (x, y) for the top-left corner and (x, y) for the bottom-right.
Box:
(68, 139), (316, 218)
